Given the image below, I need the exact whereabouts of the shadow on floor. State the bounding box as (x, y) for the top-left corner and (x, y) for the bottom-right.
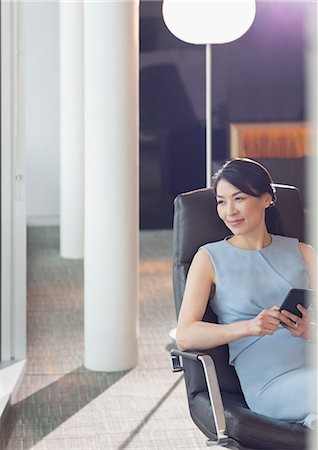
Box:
(117, 375), (183, 450)
(1, 366), (129, 450)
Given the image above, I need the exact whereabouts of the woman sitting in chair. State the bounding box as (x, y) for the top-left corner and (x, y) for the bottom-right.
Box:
(176, 158), (316, 427)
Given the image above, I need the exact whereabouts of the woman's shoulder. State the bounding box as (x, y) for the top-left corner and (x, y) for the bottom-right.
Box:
(298, 242), (317, 289)
(298, 241), (315, 253)
(272, 234), (298, 243)
(271, 233), (302, 250)
(198, 239), (231, 269)
(190, 246), (216, 282)
(200, 238), (227, 252)
(272, 234), (314, 254)
(298, 241), (316, 266)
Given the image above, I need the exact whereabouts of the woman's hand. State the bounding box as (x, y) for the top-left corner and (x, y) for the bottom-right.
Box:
(247, 306), (281, 336)
(280, 305), (313, 340)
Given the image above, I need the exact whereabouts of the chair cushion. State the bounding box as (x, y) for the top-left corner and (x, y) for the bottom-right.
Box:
(189, 391), (307, 450)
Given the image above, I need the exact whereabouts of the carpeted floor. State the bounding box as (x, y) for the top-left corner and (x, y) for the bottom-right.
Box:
(1, 227), (208, 449)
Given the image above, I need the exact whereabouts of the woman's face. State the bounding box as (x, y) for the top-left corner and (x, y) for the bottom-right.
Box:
(215, 178), (272, 236)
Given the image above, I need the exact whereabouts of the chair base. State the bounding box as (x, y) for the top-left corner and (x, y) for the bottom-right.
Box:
(206, 436), (229, 446)
(206, 436), (229, 448)
(206, 437), (249, 449)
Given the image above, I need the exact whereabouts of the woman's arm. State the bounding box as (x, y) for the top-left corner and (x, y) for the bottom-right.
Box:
(280, 242), (317, 340)
(299, 242), (317, 290)
(176, 249), (282, 351)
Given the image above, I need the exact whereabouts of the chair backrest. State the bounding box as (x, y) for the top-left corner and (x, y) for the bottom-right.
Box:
(172, 184), (305, 395)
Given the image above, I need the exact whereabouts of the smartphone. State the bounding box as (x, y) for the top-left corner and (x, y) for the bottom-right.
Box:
(279, 288), (315, 318)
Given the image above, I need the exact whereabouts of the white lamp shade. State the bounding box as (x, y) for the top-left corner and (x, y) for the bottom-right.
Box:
(162, 0), (256, 44)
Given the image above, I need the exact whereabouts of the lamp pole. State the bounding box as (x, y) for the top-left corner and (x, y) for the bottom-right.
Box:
(162, 0), (256, 188)
(206, 43), (212, 188)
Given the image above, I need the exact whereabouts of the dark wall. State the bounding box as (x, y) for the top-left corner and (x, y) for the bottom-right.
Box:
(212, 1), (306, 156)
(139, 0), (309, 229)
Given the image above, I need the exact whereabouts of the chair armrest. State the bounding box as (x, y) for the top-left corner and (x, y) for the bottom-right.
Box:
(170, 348), (229, 446)
(170, 348), (203, 371)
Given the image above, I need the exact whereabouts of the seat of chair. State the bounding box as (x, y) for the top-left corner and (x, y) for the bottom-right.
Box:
(190, 390), (306, 449)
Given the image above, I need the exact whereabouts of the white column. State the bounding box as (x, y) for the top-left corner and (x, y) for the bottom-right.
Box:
(12, 0), (27, 360)
(84, 0), (139, 371)
(1, 0), (27, 360)
(60, 1), (84, 259)
(305, 2), (317, 249)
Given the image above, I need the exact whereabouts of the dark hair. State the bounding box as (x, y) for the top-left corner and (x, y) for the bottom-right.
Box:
(212, 158), (284, 234)
(212, 158), (277, 205)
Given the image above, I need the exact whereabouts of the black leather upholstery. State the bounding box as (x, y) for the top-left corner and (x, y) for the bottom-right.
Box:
(173, 185), (308, 449)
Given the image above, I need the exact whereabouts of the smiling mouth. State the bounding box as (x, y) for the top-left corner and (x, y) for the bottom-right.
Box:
(228, 219), (244, 226)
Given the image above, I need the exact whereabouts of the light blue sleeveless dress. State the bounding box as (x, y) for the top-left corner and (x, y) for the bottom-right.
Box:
(201, 234), (316, 424)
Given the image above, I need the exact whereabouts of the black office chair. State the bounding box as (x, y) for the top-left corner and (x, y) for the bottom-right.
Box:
(170, 184), (310, 449)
